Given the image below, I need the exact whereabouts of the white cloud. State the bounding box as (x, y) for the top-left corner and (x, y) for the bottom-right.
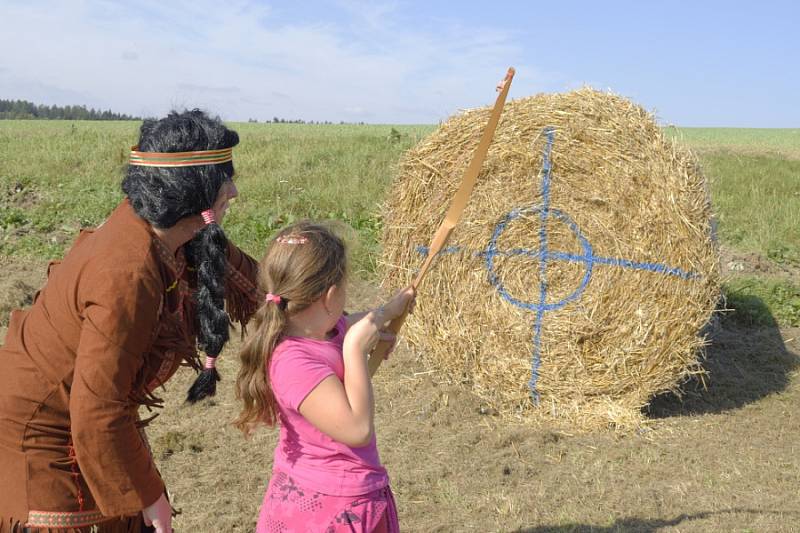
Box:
(0, 0), (549, 122)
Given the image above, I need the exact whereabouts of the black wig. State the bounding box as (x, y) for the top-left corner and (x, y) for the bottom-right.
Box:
(122, 109), (238, 401)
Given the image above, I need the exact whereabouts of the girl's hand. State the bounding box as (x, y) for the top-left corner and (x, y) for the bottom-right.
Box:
(380, 286), (416, 322)
(372, 286), (415, 359)
(143, 492), (172, 533)
(343, 313), (383, 356)
(342, 286), (415, 356)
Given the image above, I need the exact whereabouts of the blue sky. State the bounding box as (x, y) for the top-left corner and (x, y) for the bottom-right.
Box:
(1, 0), (797, 126)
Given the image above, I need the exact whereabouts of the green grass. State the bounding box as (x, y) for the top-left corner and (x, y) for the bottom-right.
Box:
(1, 121), (799, 325)
(704, 153), (800, 265)
(0, 121), (137, 257)
(724, 276), (800, 327)
(0, 121), (433, 273)
(665, 127), (800, 159)
(225, 123), (433, 273)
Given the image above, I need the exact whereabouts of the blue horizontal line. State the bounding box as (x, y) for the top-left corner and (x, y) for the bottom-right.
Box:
(415, 245), (461, 256)
(415, 245), (698, 280)
(580, 255), (698, 280)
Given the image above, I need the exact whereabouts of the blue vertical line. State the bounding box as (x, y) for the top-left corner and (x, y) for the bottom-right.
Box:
(530, 127), (556, 402)
(412, 126), (705, 408)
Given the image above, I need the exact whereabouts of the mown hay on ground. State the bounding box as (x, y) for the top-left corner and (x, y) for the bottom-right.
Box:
(380, 88), (720, 428)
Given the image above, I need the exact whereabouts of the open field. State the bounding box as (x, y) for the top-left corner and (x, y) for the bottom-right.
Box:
(1, 121), (799, 531)
(665, 127), (800, 160)
(0, 121), (432, 273)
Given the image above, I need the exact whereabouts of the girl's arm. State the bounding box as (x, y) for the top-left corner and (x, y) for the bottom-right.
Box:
(299, 310), (382, 447)
(299, 288), (415, 447)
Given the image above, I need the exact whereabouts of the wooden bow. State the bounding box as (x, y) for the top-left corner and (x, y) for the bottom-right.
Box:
(369, 67), (516, 376)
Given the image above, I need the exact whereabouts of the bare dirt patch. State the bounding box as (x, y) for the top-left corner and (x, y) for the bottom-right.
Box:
(3, 180), (42, 209)
(720, 247), (800, 282)
(0, 256), (45, 329)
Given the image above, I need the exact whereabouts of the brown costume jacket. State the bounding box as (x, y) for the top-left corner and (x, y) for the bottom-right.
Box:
(0, 200), (260, 530)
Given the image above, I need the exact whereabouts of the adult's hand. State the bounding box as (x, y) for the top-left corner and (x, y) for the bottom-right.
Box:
(142, 492), (172, 533)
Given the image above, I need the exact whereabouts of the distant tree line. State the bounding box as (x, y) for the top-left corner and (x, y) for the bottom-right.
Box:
(1, 99), (371, 124)
(0, 99), (140, 120)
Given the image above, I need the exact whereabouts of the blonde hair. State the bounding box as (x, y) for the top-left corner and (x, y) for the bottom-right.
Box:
(234, 221), (346, 436)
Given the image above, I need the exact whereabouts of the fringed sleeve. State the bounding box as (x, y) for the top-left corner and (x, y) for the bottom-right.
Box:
(224, 242), (263, 329)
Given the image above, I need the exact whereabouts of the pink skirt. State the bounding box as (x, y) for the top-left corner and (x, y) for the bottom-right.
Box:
(256, 470), (399, 533)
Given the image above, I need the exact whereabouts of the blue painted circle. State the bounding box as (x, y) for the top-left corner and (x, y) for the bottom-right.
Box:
(485, 206), (594, 312)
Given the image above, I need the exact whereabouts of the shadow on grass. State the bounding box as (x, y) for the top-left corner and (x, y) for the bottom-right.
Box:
(647, 295), (799, 418)
(516, 508), (799, 532)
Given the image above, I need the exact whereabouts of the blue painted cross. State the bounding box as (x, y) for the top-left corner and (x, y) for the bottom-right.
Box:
(416, 127), (701, 402)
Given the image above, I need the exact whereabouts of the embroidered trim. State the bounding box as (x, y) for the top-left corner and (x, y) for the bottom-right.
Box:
(147, 349), (179, 392)
(67, 440), (85, 512)
(152, 237), (187, 301)
(226, 259), (261, 300)
(26, 509), (108, 528)
(152, 237), (186, 282)
(129, 146), (233, 167)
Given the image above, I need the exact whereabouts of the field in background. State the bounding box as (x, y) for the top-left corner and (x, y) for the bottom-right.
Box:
(0, 121), (432, 273)
(2, 122), (798, 325)
(1, 122), (799, 531)
(665, 127), (800, 159)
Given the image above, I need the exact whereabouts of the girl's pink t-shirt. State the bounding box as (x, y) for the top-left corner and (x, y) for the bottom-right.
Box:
(268, 316), (388, 496)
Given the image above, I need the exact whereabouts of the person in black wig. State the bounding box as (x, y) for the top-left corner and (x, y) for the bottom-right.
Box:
(0, 109), (260, 532)
(123, 109), (256, 401)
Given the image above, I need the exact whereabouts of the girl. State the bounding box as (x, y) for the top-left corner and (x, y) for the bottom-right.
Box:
(235, 222), (414, 532)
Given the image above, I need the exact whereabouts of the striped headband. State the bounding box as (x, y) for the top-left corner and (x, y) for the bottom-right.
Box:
(129, 146), (233, 167)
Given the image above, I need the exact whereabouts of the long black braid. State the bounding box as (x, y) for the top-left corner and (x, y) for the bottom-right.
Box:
(122, 109), (238, 402)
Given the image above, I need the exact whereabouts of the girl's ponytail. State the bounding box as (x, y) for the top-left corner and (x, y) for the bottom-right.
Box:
(234, 221), (346, 436)
(234, 297), (286, 436)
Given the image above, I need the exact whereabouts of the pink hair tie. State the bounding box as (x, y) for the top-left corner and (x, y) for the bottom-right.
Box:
(204, 356), (217, 369)
(201, 209), (216, 225)
(266, 293), (282, 305)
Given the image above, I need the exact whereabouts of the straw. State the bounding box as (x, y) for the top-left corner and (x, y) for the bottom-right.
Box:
(380, 88), (720, 429)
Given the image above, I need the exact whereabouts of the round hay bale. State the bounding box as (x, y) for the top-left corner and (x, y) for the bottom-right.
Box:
(380, 88), (720, 428)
